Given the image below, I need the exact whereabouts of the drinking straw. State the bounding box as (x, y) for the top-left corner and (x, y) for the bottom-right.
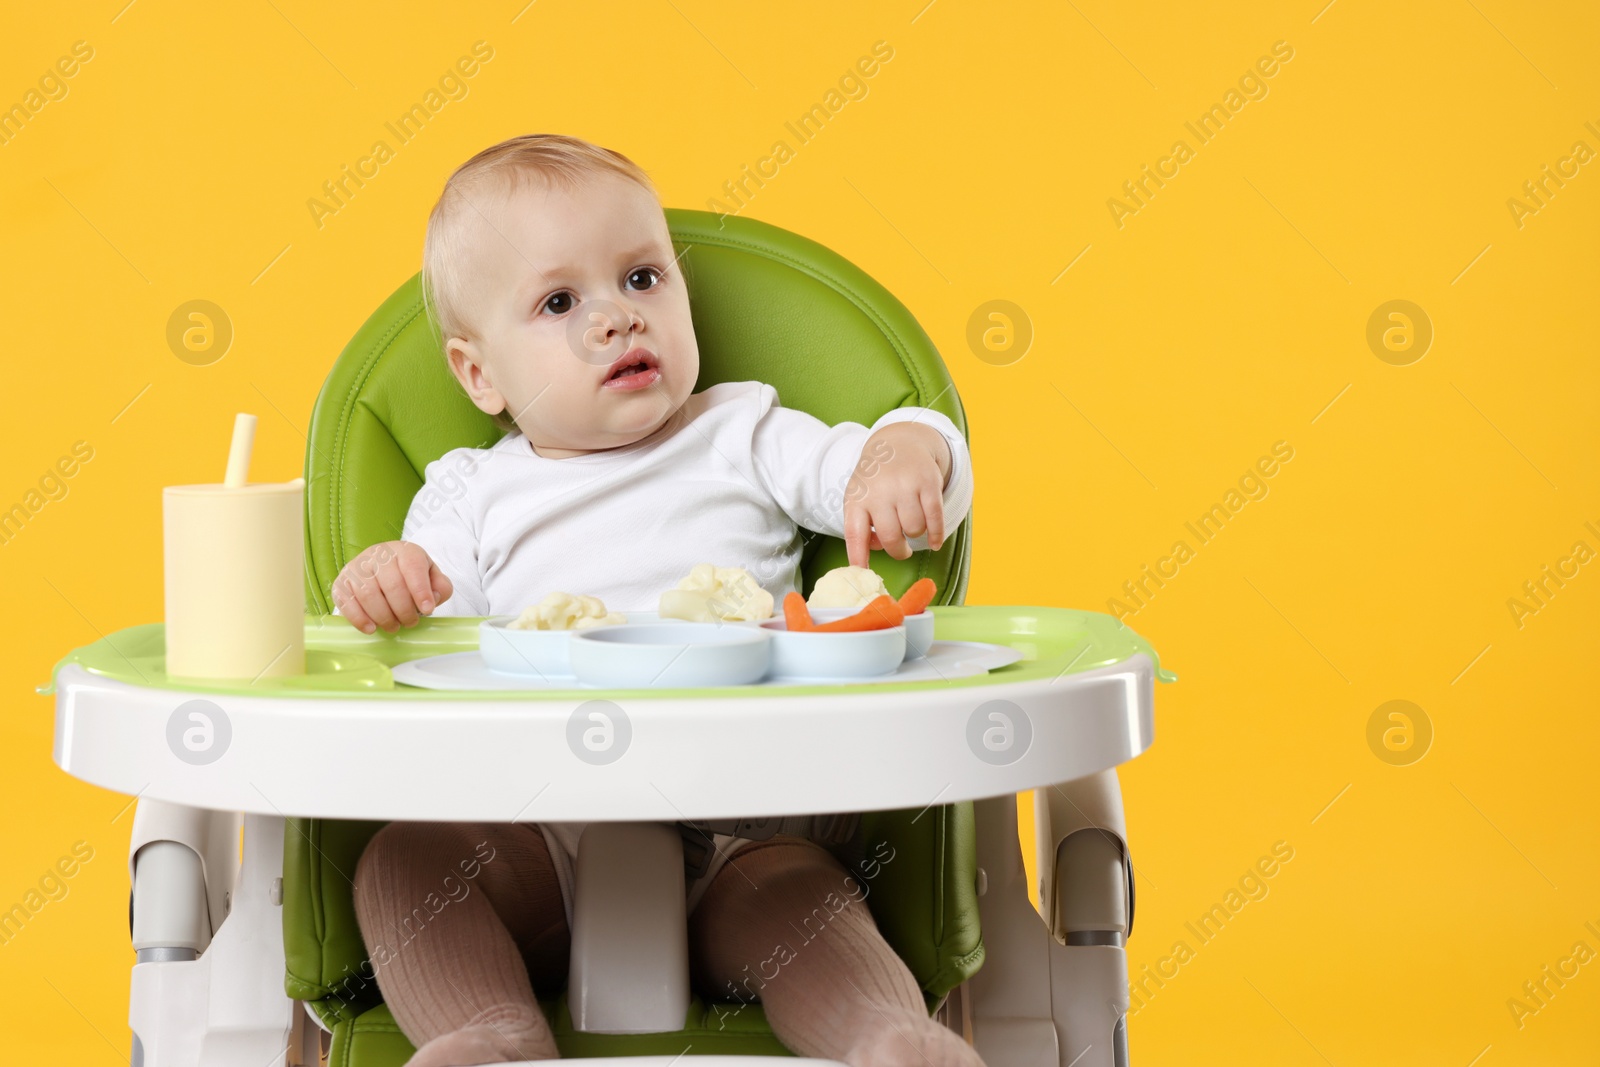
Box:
(223, 413), (256, 488)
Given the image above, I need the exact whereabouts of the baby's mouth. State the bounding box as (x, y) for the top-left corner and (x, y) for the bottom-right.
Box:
(602, 349), (661, 391)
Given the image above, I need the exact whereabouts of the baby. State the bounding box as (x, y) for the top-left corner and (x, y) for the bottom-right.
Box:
(333, 134), (981, 1067)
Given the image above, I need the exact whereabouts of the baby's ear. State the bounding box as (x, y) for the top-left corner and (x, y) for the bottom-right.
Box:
(444, 337), (509, 419)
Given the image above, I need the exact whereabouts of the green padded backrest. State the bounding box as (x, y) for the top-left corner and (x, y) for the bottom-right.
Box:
(302, 207), (972, 613)
(288, 208), (983, 1023)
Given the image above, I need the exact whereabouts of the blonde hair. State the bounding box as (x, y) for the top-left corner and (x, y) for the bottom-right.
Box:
(422, 133), (661, 432)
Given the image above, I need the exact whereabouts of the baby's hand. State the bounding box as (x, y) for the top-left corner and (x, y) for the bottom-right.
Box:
(333, 541), (454, 635)
(843, 423), (951, 568)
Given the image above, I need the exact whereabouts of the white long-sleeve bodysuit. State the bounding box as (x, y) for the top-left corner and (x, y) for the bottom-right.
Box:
(340, 380), (975, 928)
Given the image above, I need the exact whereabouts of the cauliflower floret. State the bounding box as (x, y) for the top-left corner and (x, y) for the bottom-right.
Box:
(806, 565), (889, 609)
(658, 563), (774, 622)
(507, 591), (627, 631)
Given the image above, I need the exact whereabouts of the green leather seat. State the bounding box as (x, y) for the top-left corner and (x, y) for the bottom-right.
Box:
(288, 208), (984, 1063)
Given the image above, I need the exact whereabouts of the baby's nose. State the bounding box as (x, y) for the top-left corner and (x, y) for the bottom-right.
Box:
(598, 305), (646, 345)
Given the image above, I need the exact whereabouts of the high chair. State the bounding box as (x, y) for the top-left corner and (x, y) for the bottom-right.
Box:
(96, 209), (1153, 1067)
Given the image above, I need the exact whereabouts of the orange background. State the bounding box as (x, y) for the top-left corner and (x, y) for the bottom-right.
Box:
(3, 2), (1596, 1063)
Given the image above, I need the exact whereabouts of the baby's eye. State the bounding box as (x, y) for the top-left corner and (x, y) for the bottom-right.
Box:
(625, 267), (663, 291)
(541, 291), (575, 316)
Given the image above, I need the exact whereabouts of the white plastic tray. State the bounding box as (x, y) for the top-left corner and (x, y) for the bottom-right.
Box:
(392, 639), (1023, 691)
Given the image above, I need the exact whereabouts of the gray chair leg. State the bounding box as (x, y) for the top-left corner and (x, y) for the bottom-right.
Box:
(127, 808), (296, 1065)
(967, 772), (1135, 1067)
(1038, 771), (1133, 1067)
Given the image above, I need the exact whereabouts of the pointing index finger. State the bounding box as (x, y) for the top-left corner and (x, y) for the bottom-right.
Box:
(844, 501), (871, 569)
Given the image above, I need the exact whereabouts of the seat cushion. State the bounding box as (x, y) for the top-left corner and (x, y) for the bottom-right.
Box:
(330, 994), (795, 1065)
(287, 806), (982, 1030)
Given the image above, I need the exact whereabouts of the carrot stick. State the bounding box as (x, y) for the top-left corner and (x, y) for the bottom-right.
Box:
(783, 591), (814, 632)
(897, 578), (937, 616)
(810, 594), (904, 632)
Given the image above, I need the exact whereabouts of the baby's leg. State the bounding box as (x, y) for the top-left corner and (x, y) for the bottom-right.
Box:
(689, 836), (984, 1067)
(352, 821), (569, 1067)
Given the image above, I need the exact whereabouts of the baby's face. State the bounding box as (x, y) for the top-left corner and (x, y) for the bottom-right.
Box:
(445, 173), (699, 458)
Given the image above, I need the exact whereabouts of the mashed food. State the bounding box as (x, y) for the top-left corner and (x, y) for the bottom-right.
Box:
(807, 565), (889, 609)
(658, 563), (774, 622)
(507, 591), (627, 631)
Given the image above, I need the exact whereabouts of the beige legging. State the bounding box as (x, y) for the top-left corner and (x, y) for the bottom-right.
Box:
(352, 821), (985, 1067)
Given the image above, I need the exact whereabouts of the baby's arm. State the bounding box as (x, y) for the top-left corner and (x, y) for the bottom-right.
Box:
(332, 541), (453, 634)
(748, 387), (973, 567)
(331, 451), (488, 630)
(843, 420), (954, 566)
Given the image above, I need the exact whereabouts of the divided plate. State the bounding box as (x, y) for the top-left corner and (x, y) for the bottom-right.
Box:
(391, 640), (1022, 692)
